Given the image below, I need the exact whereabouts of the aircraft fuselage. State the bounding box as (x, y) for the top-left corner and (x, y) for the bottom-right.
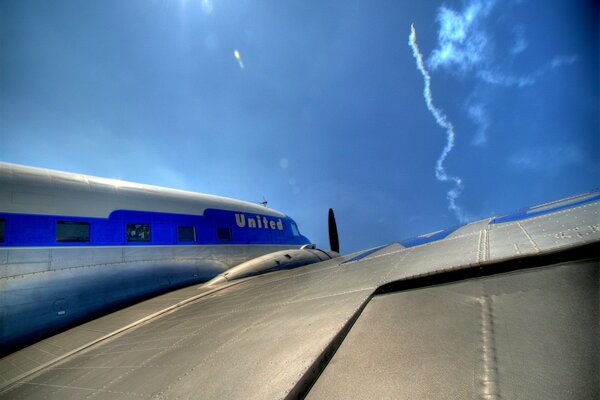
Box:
(0, 163), (310, 355)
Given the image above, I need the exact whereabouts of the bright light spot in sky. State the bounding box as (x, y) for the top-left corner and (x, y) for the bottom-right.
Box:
(279, 158), (289, 169)
(234, 49), (245, 69)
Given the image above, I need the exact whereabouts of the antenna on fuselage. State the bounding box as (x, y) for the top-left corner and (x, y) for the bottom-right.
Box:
(260, 196), (268, 207)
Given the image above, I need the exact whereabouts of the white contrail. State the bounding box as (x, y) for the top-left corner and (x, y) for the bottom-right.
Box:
(409, 23), (468, 223)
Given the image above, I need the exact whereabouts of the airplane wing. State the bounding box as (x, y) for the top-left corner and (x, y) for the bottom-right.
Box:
(1, 193), (598, 399)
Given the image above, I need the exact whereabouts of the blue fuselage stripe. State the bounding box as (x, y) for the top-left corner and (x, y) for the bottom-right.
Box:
(342, 245), (390, 263)
(399, 227), (459, 248)
(491, 192), (600, 224)
(397, 191), (599, 248)
(0, 208), (310, 247)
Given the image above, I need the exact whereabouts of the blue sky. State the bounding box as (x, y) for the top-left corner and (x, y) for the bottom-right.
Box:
(1, 0), (598, 253)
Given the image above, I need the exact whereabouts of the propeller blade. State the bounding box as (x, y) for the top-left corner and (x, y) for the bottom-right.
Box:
(328, 208), (340, 254)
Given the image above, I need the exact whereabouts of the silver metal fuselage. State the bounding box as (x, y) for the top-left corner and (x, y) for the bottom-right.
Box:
(0, 163), (310, 354)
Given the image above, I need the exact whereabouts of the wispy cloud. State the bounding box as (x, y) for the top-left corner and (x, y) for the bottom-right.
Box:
(508, 145), (583, 172)
(510, 26), (527, 55)
(409, 24), (469, 223)
(550, 55), (578, 68)
(428, 0), (576, 88)
(428, 0), (496, 72)
(466, 103), (490, 145)
(477, 55), (578, 87)
(477, 69), (534, 87)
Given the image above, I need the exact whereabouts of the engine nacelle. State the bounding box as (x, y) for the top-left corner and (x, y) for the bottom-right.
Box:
(206, 247), (338, 286)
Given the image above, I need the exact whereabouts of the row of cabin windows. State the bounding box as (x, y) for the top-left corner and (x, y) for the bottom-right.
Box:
(0, 219), (234, 243)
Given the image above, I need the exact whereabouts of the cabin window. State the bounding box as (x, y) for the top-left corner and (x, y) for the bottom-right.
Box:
(127, 224), (151, 242)
(57, 221), (90, 242)
(0, 219), (4, 243)
(291, 222), (300, 237)
(178, 226), (196, 242)
(217, 227), (232, 242)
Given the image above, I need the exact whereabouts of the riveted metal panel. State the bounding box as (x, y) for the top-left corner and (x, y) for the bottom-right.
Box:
(308, 260), (599, 400)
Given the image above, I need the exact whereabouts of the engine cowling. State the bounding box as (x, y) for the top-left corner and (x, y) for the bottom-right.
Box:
(206, 248), (338, 286)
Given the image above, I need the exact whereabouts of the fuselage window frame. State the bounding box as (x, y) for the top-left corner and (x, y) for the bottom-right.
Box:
(56, 221), (91, 243)
(127, 223), (152, 242)
(177, 226), (196, 243)
(217, 227), (232, 242)
(291, 222), (300, 237)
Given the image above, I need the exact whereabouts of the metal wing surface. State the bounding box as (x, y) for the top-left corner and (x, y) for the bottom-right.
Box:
(1, 195), (598, 399)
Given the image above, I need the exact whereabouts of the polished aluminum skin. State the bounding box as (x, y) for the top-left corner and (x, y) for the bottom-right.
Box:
(0, 197), (598, 399)
(0, 162), (304, 354)
(0, 162), (285, 218)
(206, 248), (338, 286)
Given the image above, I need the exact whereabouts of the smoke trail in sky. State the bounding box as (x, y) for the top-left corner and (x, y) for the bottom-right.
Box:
(409, 24), (468, 223)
